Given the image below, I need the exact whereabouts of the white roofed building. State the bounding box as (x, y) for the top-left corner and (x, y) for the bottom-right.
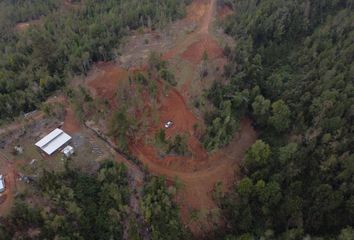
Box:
(35, 128), (72, 155)
(62, 145), (74, 158)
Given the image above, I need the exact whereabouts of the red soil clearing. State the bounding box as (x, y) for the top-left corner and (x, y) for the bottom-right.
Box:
(80, 0), (254, 236)
(87, 63), (129, 108)
(131, 119), (257, 235)
(181, 34), (224, 64)
(130, 84), (208, 170)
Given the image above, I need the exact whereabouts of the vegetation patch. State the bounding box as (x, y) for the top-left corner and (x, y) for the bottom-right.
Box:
(154, 129), (190, 156)
(141, 176), (191, 240)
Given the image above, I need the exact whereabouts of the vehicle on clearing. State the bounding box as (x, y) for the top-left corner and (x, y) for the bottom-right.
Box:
(0, 175), (5, 193)
(164, 121), (174, 129)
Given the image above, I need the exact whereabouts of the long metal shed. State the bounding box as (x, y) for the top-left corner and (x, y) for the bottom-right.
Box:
(35, 128), (72, 155)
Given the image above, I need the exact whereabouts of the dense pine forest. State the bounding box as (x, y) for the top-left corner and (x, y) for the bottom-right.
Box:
(0, 0), (190, 121)
(205, 0), (354, 239)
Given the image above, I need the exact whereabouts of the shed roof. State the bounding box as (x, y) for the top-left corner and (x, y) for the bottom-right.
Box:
(35, 128), (71, 155)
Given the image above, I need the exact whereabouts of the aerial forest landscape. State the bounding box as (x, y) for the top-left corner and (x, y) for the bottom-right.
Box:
(0, 0), (353, 239)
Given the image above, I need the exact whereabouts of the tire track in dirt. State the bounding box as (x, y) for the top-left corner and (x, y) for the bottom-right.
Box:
(0, 152), (16, 216)
(128, 0), (255, 236)
(83, 0), (251, 237)
(131, 119), (256, 236)
(162, 0), (217, 61)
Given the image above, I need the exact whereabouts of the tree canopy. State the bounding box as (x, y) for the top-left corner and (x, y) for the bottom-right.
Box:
(207, 0), (354, 238)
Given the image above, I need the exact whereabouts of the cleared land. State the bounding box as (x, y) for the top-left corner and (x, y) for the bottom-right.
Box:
(82, 0), (256, 236)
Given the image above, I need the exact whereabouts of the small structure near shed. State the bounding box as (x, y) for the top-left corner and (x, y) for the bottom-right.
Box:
(62, 145), (74, 158)
(0, 175), (5, 193)
(35, 128), (72, 155)
(14, 145), (24, 155)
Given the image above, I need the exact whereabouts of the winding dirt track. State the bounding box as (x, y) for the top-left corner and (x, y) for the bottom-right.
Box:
(86, 0), (256, 236)
(130, 0), (257, 234)
(131, 119), (256, 210)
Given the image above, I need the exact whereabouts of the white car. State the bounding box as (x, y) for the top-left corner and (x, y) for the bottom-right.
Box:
(0, 175), (5, 193)
(164, 121), (174, 129)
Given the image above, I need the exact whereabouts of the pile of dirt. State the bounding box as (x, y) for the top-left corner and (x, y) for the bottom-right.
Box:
(181, 34), (224, 64)
(87, 63), (129, 108)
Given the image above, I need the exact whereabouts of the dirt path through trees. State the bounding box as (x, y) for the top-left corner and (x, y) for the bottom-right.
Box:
(83, 0), (256, 236)
(0, 152), (17, 216)
(128, 0), (256, 235)
(131, 119), (256, 201)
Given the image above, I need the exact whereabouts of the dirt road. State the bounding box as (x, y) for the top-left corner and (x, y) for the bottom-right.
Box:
(130, 1), (256, 235)
(131, 119), (256, 206)
(0, 152), (16, 216)
(84, 0), (252, 236)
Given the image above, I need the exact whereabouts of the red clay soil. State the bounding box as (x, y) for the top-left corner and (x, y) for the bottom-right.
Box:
(181, 34), (224, 64)
(129, 1), (255, 236)
(130, 84), (208, 170)
(162, 0), (217, 62)
(79, 0), (253, 236)
(131, 119), (257, 235)
(0, 163), (17, 216)
(87, 63), (129, 108)
(63, 106), (81, 134)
